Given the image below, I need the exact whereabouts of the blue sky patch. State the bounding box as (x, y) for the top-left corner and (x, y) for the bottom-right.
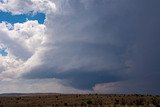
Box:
(0, 12), (46, 24)
(0, 0), (6, 3)
(0, 48), (8, 56)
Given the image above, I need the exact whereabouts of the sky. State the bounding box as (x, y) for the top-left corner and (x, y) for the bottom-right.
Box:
(0, 12), (45, 24)
(0, 0), (160, 95)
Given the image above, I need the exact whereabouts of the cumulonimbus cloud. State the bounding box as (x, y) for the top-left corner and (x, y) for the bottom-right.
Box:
(0, 0), (160, 94)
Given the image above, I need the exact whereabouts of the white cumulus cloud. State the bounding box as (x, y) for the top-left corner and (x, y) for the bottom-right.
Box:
(0, 20), (46, 80)
(0, 0), (56, 14)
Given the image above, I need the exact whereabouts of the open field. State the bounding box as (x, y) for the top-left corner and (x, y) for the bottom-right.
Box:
(0, 94), (160, 107)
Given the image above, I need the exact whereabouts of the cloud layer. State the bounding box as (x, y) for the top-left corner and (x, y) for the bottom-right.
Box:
(0, 0), (160, 94)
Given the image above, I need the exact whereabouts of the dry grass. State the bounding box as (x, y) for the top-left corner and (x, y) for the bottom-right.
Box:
(0, 94), (160, 107)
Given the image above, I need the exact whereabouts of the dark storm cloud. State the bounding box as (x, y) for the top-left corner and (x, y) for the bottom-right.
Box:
(23, 0), (160, 94)
(23, 66), (126, 89)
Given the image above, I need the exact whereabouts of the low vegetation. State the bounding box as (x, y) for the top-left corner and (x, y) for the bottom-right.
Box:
(0, 94), (159, 107)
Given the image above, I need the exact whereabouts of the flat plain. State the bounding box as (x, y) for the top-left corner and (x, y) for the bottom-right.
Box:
(0, 94), (160, 107)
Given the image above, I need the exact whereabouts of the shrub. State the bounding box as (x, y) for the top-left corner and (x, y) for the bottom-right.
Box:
(114, 99), (119, 104)
(121, 98), (126, 105)
(81, 102), (86, 106)
(135, 98), (144, 105)
(152, 98), (160, 106)
(64, 103), (67, 106)
(87, 100), (92, 105)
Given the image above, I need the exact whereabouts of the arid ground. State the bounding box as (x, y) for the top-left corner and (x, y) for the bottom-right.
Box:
(0, 94), (160, 107)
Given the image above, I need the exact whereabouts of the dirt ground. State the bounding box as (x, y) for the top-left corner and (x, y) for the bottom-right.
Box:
(0, 94), (160, 107)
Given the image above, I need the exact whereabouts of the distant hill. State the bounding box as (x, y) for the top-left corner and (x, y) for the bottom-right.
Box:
(0, 93), (60, 96)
